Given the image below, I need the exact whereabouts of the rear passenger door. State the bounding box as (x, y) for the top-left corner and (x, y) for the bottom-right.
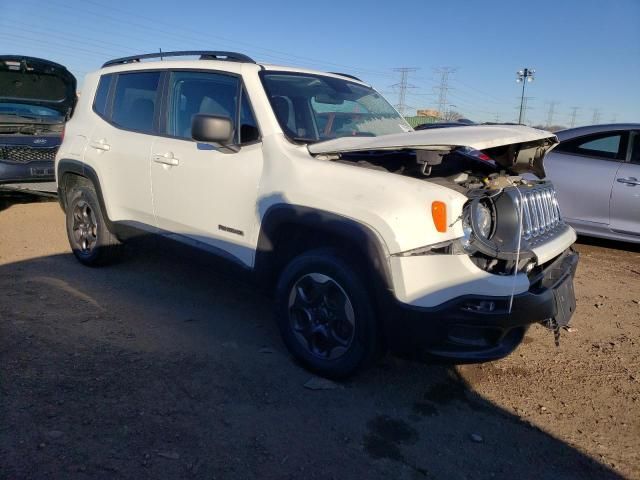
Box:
(86, 71), (160, 227)
(150, 70), (263, 267)
(546, 131), (627, 226)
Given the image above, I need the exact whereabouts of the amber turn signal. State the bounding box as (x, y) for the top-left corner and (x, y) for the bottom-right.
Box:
(431, 201), (447, 233)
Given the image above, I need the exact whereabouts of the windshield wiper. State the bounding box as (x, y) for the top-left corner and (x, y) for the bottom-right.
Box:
(292, 137), (319, 144)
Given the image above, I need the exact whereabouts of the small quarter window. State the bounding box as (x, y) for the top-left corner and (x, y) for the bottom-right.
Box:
(240, 88), (260, 143)
(93, 74), (113, 118)
(630, 132), (640, 165)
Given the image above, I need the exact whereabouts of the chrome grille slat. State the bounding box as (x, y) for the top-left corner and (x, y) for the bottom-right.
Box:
(518, 184), (564, 240)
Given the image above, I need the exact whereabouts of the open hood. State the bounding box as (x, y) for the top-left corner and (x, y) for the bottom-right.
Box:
(0, 56), (77, 118)
(308, 125), (558, 177)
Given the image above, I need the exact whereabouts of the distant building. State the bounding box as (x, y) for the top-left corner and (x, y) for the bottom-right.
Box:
(416, 109), (440, 118)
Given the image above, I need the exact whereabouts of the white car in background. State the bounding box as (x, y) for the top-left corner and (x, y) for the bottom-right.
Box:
(545, 124), (640, 243)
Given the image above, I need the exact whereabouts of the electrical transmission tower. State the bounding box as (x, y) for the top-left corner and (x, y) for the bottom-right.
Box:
(545, 101), (559, 127)
(434, 67), (456, 120)
(494, 112), (501, 123)
(591, 108), (602, 124)
(569, 106), (580, 127)
(611, 114), (618, 123)
(391, 68), (418, 116)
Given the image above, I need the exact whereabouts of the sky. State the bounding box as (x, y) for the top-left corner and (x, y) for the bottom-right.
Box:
(1, 0), (639, 126)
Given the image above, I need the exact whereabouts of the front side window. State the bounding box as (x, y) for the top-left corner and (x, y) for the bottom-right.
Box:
(557, 131), (627, 161)
(111, 72), (160, 133)
(261, 72), (411, 143)
(166, 71), (239, 139)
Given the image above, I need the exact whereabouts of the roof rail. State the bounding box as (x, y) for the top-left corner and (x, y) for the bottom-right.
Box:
(328, 72), (362, 82)
(102, 51), (256, 68)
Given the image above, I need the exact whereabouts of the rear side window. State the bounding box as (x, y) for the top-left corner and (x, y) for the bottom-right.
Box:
(111, 72), (161, 133)
(166, 71), (239, 139)
(93, 75), (113, 118)
(556, 131), (627, 161)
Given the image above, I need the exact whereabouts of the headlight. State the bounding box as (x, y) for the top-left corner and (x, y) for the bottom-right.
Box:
(473, 202), (493, 238)
(461, 200), (494, 251)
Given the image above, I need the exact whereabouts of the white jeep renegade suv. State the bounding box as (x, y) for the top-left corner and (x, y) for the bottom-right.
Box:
(56, 51), (578, 378)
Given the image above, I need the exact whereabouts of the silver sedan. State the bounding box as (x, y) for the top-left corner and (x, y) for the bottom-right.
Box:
(544, 123), (640, 243)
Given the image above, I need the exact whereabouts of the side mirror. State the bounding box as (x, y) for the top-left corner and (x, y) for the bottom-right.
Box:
(191, 114), (238, 151)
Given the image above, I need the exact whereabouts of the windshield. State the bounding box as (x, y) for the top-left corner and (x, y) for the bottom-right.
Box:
(0, 102), (63, 118)
(261, 72), (412, 143)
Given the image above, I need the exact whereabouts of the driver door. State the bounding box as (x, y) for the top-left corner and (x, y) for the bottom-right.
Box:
(150, 70), (263, 267)
(610, 131), (640, 236)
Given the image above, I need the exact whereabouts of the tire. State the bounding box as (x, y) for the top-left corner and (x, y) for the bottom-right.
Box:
(275, 248), (379, 379)
(65, 184), (122, 266)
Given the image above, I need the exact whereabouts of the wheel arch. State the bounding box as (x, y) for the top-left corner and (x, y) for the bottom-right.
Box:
(255, 204), (394, 299)
(57, 159), (113, 228)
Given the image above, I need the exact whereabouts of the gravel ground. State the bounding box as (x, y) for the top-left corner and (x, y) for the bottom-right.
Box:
(1, 193), (638, 480)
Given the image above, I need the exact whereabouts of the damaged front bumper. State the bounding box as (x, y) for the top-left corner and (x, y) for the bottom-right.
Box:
(384, 248), (579, 362)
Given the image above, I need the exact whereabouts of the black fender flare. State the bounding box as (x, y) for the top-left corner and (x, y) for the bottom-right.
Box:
(255, 204), (394, 296)
(57, 159), (114, 229)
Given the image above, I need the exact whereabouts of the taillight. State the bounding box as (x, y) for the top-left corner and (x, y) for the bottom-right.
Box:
(431, 201), (447, 233)
(469, 149), (491, 161)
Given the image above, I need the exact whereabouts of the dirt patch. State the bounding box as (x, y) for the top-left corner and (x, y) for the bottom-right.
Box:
(0, 198), (638, 479)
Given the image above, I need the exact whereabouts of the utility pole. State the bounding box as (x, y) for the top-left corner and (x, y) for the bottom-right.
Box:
(515, 96), (534, 125)
(434, 67), (456, 120)
(391, 68), (417, 117)
(545, 101), (559, 127)
(591, 108), (602, 124)
(569, 106), (580, 127)
(516, 68), (535, 124)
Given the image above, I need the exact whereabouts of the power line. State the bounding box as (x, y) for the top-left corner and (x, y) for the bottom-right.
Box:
(14, 0), (403, 82)
(391, 68), (418, 116)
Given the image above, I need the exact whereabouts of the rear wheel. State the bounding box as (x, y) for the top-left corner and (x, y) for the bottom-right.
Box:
(65, 185), (122, 266)
(275, 248), (379, 378)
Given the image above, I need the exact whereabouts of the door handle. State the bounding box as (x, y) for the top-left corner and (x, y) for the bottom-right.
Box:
(152, 152), (180, 166)
(90, 139), (110, 151)
(617, 177), (640, 186)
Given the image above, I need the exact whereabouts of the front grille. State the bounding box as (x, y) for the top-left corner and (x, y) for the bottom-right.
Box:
(515, 184), (563, 240)
(0, 145), (58, 164)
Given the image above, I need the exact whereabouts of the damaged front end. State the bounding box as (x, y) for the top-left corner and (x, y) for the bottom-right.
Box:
(309, 125), (578, 346)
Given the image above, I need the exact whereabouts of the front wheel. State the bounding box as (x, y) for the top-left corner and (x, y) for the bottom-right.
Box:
(65, 185), (122, 266)
(275, 249), (379, 379)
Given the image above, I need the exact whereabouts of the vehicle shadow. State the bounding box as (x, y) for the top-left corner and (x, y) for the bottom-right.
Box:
(576, 235), (640, 253)
(0, 242), (623, 479)
(0, 189), (57, 213)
